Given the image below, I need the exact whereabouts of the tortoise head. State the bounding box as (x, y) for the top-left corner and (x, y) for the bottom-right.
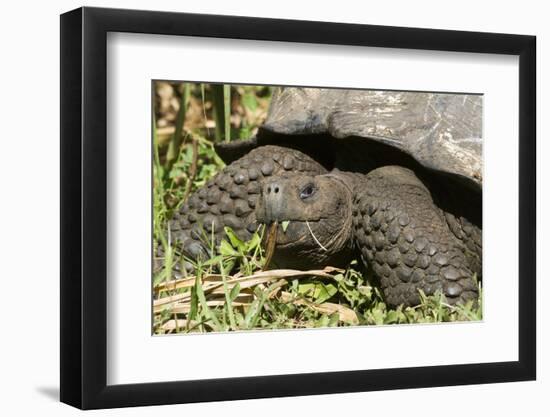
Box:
(255, 173), (355, 269)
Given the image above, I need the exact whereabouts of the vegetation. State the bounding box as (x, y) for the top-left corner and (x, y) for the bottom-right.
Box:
(152, 81), (482, 334)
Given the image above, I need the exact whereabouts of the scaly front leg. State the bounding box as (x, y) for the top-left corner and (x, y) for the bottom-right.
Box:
(352, 166), (481, 307)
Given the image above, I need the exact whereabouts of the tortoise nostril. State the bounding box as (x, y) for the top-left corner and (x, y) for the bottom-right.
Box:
(261, 181), (285, 223)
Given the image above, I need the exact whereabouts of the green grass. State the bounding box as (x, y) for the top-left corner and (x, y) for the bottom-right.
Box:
(152, 81), (482, 334)
(153, 223), (482, 334)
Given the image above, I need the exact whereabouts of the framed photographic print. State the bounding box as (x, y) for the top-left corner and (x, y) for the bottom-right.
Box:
(60, 6), (536, 409)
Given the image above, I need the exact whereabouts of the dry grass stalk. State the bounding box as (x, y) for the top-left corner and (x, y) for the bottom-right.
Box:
(154, 267), (345, 314)
(161, 319), (211, 332)
(280, 291), (359, 325)
(168, 295), (255, 314)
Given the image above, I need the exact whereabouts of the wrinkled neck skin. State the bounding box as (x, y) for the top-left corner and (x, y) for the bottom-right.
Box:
(257, 170), (360, 270)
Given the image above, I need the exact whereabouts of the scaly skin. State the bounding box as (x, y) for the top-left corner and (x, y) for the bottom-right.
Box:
(351, 166), (481, 306)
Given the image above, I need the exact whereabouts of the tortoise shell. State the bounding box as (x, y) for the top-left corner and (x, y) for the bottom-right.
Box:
(261, 87), (482, 187)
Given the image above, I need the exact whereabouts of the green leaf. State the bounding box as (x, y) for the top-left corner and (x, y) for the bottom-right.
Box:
(223, 258), (236, 274)
(235, 311), (245, 328)
(297, 282), (338, 303)
(219, 260), (237, 330)
(224, 227), (245, 251)
(219, 240), (239, 257)
(297, 282), (315, 296)
(244, 300), (259, 329)
(239, 126), (252, 139)
(281, 220), (290, 233)
(370, 309), (385, 325)
(318, 283), (338, 303)
(332, 273), (345, 282)
(245, 232), (262, 252)
(385, 310), (400, 324)
(194, 273), (223, 330)
(201, 255), (225, 267)
(188, 286), (198, 321)
(242, 91), (258, 111)
(316, 315), (330, 328)
(358, 285), (372, 298)
(229, 282), (241, 302)
(328, 313), (340, 327)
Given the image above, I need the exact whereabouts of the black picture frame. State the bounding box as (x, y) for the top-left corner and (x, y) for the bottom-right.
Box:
(60, 6), (536, 410)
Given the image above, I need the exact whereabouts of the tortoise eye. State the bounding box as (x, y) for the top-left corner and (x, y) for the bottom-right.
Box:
(300, 184), (315, 200)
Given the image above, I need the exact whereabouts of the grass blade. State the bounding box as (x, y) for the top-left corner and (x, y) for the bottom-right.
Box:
(211, 84), (231, 142)
(223, 84), (231, 142)
(194, 270), (223, 331)
(165, 83), (190, 171)
(220, 261), (237, 330)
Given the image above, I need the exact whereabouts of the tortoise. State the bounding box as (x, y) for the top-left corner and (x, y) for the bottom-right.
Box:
(169, 87), (482, 307)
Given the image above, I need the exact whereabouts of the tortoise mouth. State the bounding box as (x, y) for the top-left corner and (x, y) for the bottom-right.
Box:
(260, 218), (355, 270)
(260, 218), (328, 256)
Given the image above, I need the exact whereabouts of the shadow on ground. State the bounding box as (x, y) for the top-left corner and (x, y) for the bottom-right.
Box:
(36, 386), (59, 401)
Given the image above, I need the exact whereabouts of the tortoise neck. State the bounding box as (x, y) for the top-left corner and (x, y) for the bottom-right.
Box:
(323, 169), (364, 193)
